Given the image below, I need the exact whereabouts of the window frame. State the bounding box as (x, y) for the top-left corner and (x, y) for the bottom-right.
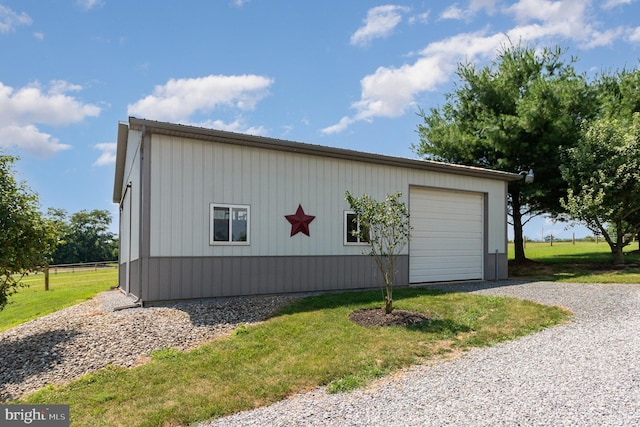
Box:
(344, 210), (369, 246)
(209, 203), (251, 245)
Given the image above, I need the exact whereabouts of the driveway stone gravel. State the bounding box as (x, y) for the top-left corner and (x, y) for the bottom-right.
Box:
(0, 290), (297, 401)
(201, 281), (640, 427)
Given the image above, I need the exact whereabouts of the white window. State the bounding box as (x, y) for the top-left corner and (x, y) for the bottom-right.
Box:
(344, 211), (369, 245)
(210, 204), (250, 245)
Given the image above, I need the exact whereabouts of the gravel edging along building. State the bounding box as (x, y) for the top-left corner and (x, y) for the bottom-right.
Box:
(113, 117), (520, 305)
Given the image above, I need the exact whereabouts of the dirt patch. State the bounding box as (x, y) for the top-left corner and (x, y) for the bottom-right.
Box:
(349, 308), (430, 328)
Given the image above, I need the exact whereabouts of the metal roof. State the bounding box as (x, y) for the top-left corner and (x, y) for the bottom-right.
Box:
(113, 117), (521, 203)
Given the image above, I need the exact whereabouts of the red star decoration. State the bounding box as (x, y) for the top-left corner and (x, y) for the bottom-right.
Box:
(285, 204), (315, 237)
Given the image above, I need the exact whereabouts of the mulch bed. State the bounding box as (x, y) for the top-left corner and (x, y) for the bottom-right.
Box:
(349, 308), (430, 328)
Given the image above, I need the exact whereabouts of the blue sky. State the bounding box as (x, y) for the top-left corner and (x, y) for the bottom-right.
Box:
(1, 0), (639, 239)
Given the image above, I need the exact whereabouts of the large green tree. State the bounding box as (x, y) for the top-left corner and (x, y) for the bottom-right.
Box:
(560, 68), (640, 263)
(52, 209), (117, 264)
(0, 153), (57, 310)
(415, 45), (595, 261)
(561, 114), (640, 264)
(594, 68), (640, 119)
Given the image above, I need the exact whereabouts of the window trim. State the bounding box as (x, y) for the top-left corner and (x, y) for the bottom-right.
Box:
(209, 203), (250, 245)
(344, 210), (369, 246)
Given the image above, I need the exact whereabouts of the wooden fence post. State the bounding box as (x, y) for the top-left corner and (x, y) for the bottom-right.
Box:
(45, 265), (50, 291)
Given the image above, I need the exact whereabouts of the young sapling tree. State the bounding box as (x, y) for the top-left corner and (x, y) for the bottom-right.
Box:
(345, 191), (411, 314)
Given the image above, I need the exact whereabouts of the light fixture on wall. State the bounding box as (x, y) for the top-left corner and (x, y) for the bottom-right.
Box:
(520, 169), (534, 184)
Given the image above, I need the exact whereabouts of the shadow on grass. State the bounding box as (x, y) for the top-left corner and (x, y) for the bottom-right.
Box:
(262, 278), (564, 319)
(414, 280), (534, 294)
(512, 248), (640, 266)
(509, 254), (640, 282)
(273, 287), (449, 316)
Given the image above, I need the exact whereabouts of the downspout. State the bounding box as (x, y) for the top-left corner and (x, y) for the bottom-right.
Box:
(120, 182), (133, 294)
(126, 182), (139, 304)
(137, 125), (145, 305)
(114, 183), (143, 311)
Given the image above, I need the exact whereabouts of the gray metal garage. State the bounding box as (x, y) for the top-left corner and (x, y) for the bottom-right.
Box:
(113, 117), (519, 303)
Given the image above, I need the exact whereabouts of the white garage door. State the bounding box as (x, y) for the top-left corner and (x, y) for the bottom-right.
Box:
(409, 187), (484, 283)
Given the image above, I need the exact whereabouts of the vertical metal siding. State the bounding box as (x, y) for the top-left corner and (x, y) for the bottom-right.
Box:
(141, 255), (408, 302)
(147, 134), (508, 261)
(122, 130), (142, 261)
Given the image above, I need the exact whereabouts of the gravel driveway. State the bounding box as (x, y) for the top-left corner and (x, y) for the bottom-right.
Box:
(202, 281), (640, 427)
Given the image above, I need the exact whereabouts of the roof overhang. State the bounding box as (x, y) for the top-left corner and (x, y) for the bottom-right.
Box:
(112, 122), (130, 204)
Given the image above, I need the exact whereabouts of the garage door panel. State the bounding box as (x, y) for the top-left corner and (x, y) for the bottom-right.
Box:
(410, 188), (483, 283)
(412, 250), (482, 258)
(412, 244), (482, 253)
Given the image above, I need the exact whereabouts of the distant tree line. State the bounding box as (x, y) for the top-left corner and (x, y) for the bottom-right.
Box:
(49, 208), (118, 265)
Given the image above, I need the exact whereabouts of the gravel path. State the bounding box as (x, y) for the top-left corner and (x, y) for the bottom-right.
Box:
(0, 290), (296, 401)
(202, 281), (640, 427)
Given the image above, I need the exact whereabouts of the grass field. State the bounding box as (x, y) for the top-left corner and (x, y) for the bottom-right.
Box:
(508, 240), (640, 283)
(0, 268), (118, 332)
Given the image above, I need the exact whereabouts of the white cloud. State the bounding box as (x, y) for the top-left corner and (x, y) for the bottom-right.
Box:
(0, 80), (100, 157)
(350, 5), (410, 47)
(419, 30), (506, 60)
(48, 80), (83, 95)
(506, 0), (572, 24)
(0, 81), (100, 125)
(440, 5), (467, 20)
(440, 0), (498, 21)
(0, 5), (32, 33)
(324, 0), (636, 134)
(231, 0), (250, 7)
(76, 0), (104, 10)
(33, 31), (44, 40)
(583, 28), (625, 48)
(127, 74), (274, 122)
(322, 116), (355, 135)
(504, 0), (629, 49)
(470, 0), (499, 14)
(351, 56), (451, 120)
(93, 142), (117, 166)
(602, 0), (634, 9)
(186, 118), (267, 136)
(0, 124), (70, 156)
(505, 0), (593, 41)
(629, 26), (640, 42)
(323, 31), (506, 134)
(408, 12), (430, 25)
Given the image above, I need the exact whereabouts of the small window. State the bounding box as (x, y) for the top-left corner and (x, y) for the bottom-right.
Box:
(210, 204), (250, 245)
(344, 211), (369, 245)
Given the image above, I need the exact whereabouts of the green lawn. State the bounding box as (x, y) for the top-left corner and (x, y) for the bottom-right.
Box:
(21, 288), (569, 427)
(509, 240), (640, 283)
(0, 268), (117, 331)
